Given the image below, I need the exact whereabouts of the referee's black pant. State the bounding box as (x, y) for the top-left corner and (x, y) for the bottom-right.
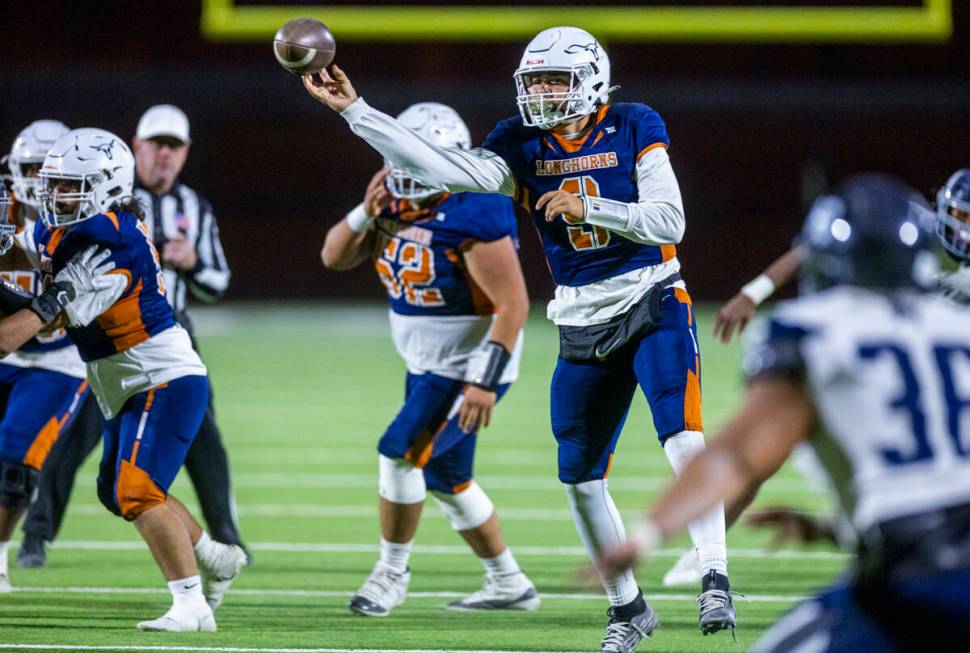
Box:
(22, 384), (245, 548)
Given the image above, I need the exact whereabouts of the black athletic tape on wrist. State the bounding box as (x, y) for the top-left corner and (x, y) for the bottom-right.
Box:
(470, 340), (511, 392)
(28, 283), (74, 324)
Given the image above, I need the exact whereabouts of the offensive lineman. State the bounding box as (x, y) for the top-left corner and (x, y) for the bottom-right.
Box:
(302, 26), (732, 650)
(599, 174), (970, 651)
(23, 128), (244, 631)
(322, 103), (538, 616)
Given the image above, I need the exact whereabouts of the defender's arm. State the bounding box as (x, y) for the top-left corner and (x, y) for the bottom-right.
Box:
(713, 245), (806, 343)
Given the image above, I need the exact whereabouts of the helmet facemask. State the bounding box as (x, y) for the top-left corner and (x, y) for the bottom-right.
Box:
(9, 160), (44, 209)
(936, 190), (970, 263)
(384, 165), (444, 203)
(515, 66), (597, 130)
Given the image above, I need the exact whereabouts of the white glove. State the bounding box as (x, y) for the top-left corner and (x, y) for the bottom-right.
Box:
(58, 246), (128, 327)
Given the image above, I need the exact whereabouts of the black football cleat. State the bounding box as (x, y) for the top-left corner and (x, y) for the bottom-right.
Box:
(698, 570), (737, 636)
(600, 592), (660, 653)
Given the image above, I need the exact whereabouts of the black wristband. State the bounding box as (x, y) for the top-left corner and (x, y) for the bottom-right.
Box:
(470, 340), (511, 392)
(28, 282), (75, 324)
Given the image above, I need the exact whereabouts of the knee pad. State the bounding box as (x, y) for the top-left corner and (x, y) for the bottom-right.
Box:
(432, 481), (494, 531)
(0, 460), (37, 511)
(115, 460), (167, 520)
(379, 454), (426, 504)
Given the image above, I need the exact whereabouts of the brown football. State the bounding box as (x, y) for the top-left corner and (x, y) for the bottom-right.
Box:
(273, 18), (336, 75)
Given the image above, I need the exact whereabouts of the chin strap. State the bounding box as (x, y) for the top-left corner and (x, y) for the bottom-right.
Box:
(468, 340), (511, 393)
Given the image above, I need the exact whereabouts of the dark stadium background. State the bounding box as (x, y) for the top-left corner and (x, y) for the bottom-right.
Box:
(2, 1), (969, 302)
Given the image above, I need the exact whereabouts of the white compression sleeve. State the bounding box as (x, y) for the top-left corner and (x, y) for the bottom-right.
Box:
(663, 431), (728, 576)
(583, 147), (685, 245)
(564, 479), (640, 606)
(378, 454), (427, 504)
(340, 98), (516, 197)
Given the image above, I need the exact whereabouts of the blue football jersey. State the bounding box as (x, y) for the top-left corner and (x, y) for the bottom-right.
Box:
(373, 193), (518, 317)
(482, 102), (675, 287)
(33, 211), (176, 362)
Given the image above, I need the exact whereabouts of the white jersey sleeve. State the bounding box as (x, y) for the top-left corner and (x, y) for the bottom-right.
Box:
(582, 147), (685, 245)
(340, 99), (517, 197)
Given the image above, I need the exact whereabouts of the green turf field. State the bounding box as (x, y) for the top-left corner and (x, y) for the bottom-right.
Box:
(0, 303), (846, 653)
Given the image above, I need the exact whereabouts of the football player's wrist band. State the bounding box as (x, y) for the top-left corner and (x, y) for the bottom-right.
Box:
(583, 195), (630, 231)
(628, 518), (664, 556)
(346, 204), (375, 233)
(469, 340), (511, 392)
(740, 273), (775, 306)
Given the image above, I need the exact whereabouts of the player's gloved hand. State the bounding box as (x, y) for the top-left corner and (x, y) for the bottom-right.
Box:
(458, 385), (497, 433)
(712, 292), (757, 343)
(29, 246), (116, 323)
(364, 168), (392, 218)
(303, 64), (359, 113)
(745, 507), (837, 547)
(536, 189), (586, 224)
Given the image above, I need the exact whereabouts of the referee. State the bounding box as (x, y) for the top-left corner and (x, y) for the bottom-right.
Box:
(18, 105), (247, 565)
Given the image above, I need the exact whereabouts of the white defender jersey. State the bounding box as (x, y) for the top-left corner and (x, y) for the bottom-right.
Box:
(744, 286), (970, 534)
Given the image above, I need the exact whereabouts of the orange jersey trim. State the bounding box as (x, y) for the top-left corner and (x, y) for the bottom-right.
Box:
(637, 142), (668, 161)
(550, 105), (610, 154)
(96, 277), (149, 353)
(104, 211), (120, 231)
(662, 244), (678, 263)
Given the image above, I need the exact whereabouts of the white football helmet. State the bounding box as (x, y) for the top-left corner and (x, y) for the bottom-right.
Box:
(386, 102), (471, 202)
(7, 120), (71, 210)
(39, 128), (135, 228)
(514, 26), (613, 130)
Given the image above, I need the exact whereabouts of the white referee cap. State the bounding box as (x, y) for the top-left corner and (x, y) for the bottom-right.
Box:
(136, 104), (191, 144)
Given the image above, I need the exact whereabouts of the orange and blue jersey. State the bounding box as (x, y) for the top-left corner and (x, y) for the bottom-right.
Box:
(482, 102), (673, 287)
(32, 211), (175, 362)
(374, 192), (518, 317)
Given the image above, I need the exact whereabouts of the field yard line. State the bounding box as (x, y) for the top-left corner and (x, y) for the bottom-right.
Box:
(0, 646), (592, 653)
(63, 503), (835, 522)
(72, 473), (819, 492)
(9, 586), (807, 603)
(28, 540), (848, 559)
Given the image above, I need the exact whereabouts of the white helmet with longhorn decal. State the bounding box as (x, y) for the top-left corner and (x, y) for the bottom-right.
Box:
(514, 26), (614, 130)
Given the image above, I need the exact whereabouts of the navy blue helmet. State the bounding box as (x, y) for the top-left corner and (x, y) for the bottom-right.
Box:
(936, 168), (970, 263)
(799, 173), (938, 294)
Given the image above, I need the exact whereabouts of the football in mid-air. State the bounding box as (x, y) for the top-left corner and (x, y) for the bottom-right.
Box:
(273, 18), (336, 75)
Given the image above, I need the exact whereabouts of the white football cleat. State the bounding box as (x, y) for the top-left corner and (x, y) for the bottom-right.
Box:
(198, 543), (247, 610)
(348, 561), (410, 617)
(0, 573), (11, 593)
(136, 603), (216, 632)
(662, 549), (702, 588)
(446, 571), (540, 611)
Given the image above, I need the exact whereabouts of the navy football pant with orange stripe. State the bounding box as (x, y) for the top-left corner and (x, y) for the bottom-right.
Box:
(97, 375), (209, 520)
(551, 286), (702, 484)
(378, 372), (509, 495)
(0, 363), (87, 471)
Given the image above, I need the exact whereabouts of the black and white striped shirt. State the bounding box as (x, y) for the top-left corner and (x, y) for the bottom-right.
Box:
(134, 179), (230, 325)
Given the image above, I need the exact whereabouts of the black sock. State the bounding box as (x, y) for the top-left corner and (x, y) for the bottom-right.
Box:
(613, 590), (646, 620)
